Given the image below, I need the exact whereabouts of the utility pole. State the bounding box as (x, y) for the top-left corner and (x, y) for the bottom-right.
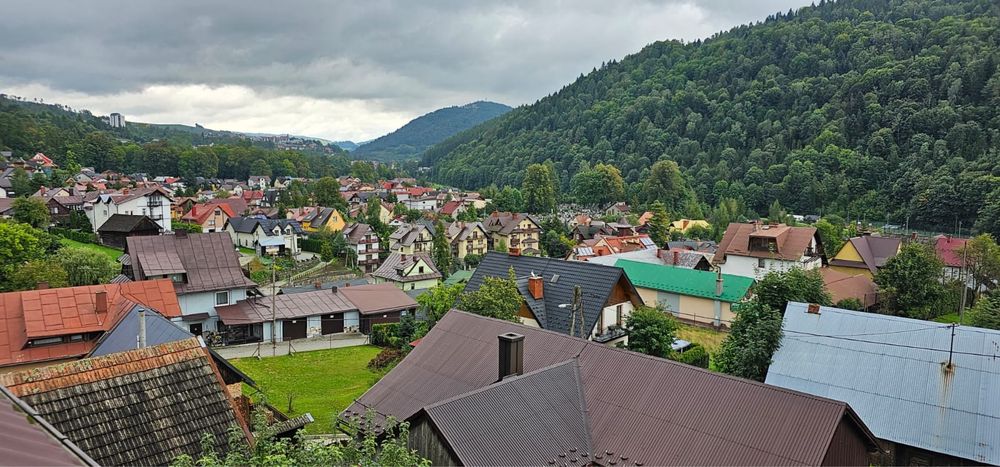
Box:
(271, 255), (277, 357)
(947, 323), (957, 369)
(959, 241), (969, 325)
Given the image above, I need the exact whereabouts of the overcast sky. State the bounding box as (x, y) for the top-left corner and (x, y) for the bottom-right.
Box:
(1, 1), (810, 142)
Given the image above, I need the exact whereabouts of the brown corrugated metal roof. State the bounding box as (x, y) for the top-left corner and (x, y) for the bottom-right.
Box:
(216, 288), (358, 325)
(0, 385), (97, 466)
(344, 310), (877, 466)
(338, 284), (418, 315)
(128, 232), (256, 294)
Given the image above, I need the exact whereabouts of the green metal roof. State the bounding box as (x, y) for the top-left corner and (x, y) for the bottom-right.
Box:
(614, 259), (753, 303)
(444, 268), (475, 285)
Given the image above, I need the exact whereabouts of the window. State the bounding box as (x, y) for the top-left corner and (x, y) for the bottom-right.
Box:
(616, 305), (623, 327)
(757, 258), (766, 268)
(29, 337), (63, 347)
(419, 266), (425, 273)
(50, 207), (58, 214)
(215, 291), (230, 306)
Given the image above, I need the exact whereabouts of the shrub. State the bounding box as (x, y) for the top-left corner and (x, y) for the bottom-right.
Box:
(300, 238), (324, 253)
(367, 348), (405, 370)
(370, 322), (401, 347)
(50, 227), (98, 244)
(668, 343), (710, 369)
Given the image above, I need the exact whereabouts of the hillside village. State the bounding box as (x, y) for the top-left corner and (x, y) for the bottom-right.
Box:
(3, 0), (1000, 466)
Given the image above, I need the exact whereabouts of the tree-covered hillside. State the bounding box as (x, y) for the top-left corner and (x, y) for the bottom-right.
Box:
(353, 101), (511, 161)
(425, 0), (1000, 232)
(0, 95), (356, 180)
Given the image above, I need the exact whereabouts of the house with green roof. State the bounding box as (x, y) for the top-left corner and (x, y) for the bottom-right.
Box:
(615, 259), (753, 328)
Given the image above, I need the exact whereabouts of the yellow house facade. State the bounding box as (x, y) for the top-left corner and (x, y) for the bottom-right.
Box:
(828, 235), (902, 279)
(669, 219), (711, 233)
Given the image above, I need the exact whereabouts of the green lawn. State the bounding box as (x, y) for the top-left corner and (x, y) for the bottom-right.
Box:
(231, 345), (383, 434)
(675, 322), (728, 355)
(58, 238), (122, 261)
(238, 246), (256, 255)
(933, 312), (961, 324)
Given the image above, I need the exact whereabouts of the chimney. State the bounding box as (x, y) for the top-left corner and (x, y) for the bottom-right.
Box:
(138, 308), (147, 348)
(673, 250), (680, 266)
(498, 332), (524, 380)
(95, 290), (108, 314)
(36, 281), (49, 290)
(314, 280), (322, 289)
(508, 247), (521, 257)
(807, 303), (821, 314)
(715, 269), (723, 296)
(176, 230), (188, 238)
(528, 273), (543, 300)
(331, 285), (339, 294)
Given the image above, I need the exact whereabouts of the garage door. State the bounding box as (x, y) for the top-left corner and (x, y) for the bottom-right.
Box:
(321, 313), (344, 335)
(282, 319), (307, 340)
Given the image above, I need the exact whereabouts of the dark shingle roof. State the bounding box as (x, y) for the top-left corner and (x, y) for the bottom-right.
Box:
(465, 252), (634, 336)
(0, 338), (248, 466)
(226, 217), (304, 235)
(127, 232), (256, 294)
(97, 214), (161, 233)
(373, 252), (441, 283)
(344, 311), (878, 466)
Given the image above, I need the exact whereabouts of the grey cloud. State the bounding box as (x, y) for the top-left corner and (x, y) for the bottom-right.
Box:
(0, 0), (811, 139)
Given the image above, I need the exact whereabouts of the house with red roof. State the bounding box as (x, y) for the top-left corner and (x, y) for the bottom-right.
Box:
(934, 235), (968, 282)
(180, 202), (236, 233)
(0, 279), (181, 371)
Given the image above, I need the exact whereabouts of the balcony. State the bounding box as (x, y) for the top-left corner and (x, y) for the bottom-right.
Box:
(592, 326), (628, 344)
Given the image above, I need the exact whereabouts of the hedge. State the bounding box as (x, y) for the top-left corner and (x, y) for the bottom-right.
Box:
(50, 227), (98, 244)
(300, 238), (324, 253)
(669, 343), (710, 369)
(370, 322), (401, 348)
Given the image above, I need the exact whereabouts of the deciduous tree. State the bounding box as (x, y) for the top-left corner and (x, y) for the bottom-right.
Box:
(875, 242), (944, 318)
(625, 306), (677, 358)
(12, 196), (50, 228)
(715, 300), (783, 382)
(457, 268), (522, 322)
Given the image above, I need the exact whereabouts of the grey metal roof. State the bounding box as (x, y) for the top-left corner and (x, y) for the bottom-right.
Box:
(466, 252), (635, 336)
(128, 232), (256, 294)
(766, 302), (1000, 465)
(280, 278), (371, 294)
(89, 305), (192, 357)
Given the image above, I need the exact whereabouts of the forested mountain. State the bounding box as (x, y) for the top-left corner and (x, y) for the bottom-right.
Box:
(425, 0), (1000, 232)
(0, 95), (362, 181)
(352, 101), (511, 161)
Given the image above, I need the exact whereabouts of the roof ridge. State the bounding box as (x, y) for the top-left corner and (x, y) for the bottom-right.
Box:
(420, 358), (580, 412)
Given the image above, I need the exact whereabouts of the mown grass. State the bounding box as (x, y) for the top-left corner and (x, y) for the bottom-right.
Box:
(58, 238), (122, 261)
(231, 345), (383, 433)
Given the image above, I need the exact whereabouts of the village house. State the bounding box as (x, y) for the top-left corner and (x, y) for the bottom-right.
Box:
(341, 311), (878, 466)
(669, 218), (711, 233)
(388, 223), (433, 254)
(85, 186), (172, 232)
(465, 251), (644, 345)
(567, 233), (656, 261)
(0, 279), (181, 372)
(828, 234), (901, 278)
(225, 216), (304, 255)
(125, 232), (256, 336)
(713, 222), (825, 280)
(287, 206), (347, 234)
(934, 235), (968, 282)
(482, 212), (542, 255)
(444, 221), (488, 260)
(40, 193), (85, 223)
(604, 201), (630, 216)
(248, 175), (271, 190)
(372, 252), (442, 291)
(0, 338), (250, 466)
(767, 302), (1000, 465)
(180, 202), (236, 233)
(615, 259), (753, 327)
(342, 223), (382, 273)
(586, 247), (713, 270)
(96, 214), (162, 249)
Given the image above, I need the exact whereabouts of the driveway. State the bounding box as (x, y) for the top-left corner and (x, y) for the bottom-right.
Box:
(213, 333), (369, 359)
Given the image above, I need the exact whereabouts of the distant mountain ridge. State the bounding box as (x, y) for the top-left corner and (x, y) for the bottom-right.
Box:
(351, 101), (511, 162)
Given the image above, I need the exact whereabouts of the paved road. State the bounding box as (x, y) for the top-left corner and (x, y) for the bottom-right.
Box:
(213, 333), (369, 359)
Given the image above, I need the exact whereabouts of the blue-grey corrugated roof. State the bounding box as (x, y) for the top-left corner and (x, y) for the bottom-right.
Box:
(90, 306), (193, 357)
(766, 302), (1000, 464)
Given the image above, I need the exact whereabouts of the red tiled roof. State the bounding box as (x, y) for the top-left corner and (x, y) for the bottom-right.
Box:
(934, 235), (967, 268)
(439, 200), (462, 215)
(0, 280), (181, 367)
(180, 202), (235, 225)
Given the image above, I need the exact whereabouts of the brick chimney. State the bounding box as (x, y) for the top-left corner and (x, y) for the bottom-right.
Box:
(498, 332), (524, 381)
(36, 281), (49, 290)
(508, 247), (521, 257)
(673, 250), (680, 266)
(527, 273), (543, 300)
(807, 303), (821, 314)
(95, 290), (108, 314)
